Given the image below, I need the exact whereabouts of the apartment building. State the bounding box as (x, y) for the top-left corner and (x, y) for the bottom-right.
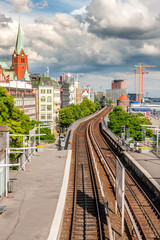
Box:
(0, 81), (36, 120)
(31, 76), (60, 124)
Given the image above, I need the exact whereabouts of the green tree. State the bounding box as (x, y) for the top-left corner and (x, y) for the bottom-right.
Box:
(103, 97), (113, 106)
(108, 106), (153, 141)
(59, 98), (100, 128)
(0, 87), (55, 162)
(37, 127), (56, 143)
(94, 95), (100, 103)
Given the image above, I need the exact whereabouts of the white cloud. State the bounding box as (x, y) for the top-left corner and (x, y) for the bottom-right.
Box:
(6, 0), (48, 12)
(6, 0), (33, 12)
(71, 6), (87, 15)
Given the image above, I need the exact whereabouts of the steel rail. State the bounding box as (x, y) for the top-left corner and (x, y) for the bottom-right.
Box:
(69, 116), (105, 239)
(100, 123), (160, 239)
(85, 126), (103, 240)
(86, 123), (113, 240)
(90, 119), (143, 240)
(69, 124), (82, 239)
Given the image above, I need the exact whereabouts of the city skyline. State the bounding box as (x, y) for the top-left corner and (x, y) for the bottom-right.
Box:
(0, 0), (160, 97)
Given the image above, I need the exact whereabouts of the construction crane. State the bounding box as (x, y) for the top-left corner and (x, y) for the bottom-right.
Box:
(128, 70), (149, 101)
(134, 63), (155, 103)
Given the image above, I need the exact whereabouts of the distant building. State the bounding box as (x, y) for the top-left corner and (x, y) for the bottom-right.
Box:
(112, 79), (125, 89)
(81, 90), (90, 100)
(106, 88), (127, 103)
(117, 94), (130, 111)
(0, 61), (15, 81)
(0, 81), (36, 120)
(75, 81), (81, 104)
(69, 81), (76, 105)
(59, 80), (69, 108)
(59, 73), (81, 107)
(81, 88), (95, 102)
(106, 78), (127, 104)
(31, 76), (60, 124)
(127, 93), (139, 103)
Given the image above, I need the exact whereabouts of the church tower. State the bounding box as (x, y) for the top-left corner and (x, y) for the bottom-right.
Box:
(12, 23), (29, 80)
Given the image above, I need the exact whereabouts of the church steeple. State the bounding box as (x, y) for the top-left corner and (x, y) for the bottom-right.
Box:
(12, 22), (28, 80)
(15, 23), (24, 54)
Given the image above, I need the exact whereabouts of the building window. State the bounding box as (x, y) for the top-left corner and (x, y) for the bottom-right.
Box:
(21, 58), (25, 63)
(41, 89), (45, 94)
(47, 89), (52, 94)
(47, 105), (52, 111)
(41, 105), (45, 111)
(41, 114), (45, 120)
(47, 96), (52, 102)
(41, 96), (45, 102)
(47, 114), (52, 120)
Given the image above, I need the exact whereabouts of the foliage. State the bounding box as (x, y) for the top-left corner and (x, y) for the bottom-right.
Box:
(36, 127), (56, 143)
(59, 98), (101, 128)
(0, 87), (55, 162)
(108, 106), (153, 141)
(94, 95), (100, 103)
(103, 97), (113, 106)
(95, 101), (101, 110)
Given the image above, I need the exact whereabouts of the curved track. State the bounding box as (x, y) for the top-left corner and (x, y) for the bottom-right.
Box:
(60, 107), (160, 240)
(92, 112), (160, 240)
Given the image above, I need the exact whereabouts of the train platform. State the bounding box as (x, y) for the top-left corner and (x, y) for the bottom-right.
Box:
(128, 151), (160, 186)
(149, 115), (160, 127)
(0, 144), (68, 240)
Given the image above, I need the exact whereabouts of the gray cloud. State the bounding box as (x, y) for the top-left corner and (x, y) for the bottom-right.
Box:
(1, 0), (160, 96)
(0, 13), (12, 23)
(82, 0), (160, 40)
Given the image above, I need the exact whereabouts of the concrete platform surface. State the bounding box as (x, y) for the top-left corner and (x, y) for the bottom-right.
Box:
(0, 146), (67, 240)
(129, 151), (160, 185)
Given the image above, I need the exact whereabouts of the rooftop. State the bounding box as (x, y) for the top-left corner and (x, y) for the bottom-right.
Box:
(118, 94), (129, 101)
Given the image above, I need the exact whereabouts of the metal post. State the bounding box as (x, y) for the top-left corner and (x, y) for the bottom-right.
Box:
(5, 131), (10, 197)
(22, 136), (25, 170)
(29, 130), (31, 161)
(5, 148), (8, 197)
(121, 167), (125, 235)
(156, 130), (159, 153)
(38, 124), (40, 145)
(33, 127), (36, 155)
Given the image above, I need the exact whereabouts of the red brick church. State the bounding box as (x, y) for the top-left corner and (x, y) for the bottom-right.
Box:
(12, 23), (30, 81)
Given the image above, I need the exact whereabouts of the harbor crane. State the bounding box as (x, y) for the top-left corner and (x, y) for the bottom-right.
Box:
(134, 64), (155, 103)
(128, 70), (149, 101)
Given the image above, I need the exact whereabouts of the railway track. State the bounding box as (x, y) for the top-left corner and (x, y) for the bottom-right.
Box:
(70, 121), (103, 239)
(60, 107), (160, 240)
(90, 111), (160, 240)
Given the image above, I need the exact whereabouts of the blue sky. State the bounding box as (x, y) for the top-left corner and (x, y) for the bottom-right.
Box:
(0, 0), (160, 97)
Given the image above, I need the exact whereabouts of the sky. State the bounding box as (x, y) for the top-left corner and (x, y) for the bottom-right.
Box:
(0, 0), (160, 97)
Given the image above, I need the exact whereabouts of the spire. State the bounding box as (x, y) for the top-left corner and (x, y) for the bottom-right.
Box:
(15, 23), (24, 54)
(23, 69), (30, 81)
